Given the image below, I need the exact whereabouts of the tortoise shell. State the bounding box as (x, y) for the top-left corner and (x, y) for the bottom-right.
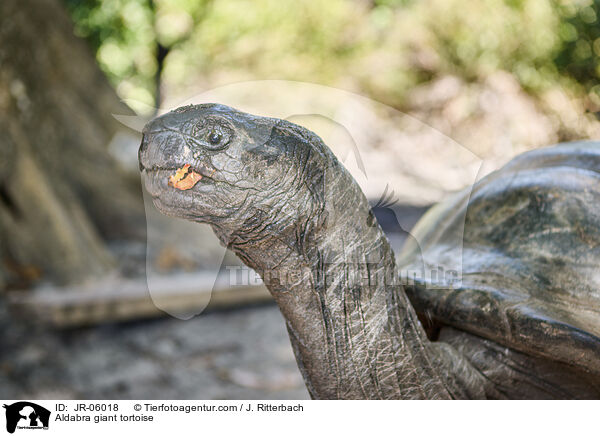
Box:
(397, 141), (600, 375)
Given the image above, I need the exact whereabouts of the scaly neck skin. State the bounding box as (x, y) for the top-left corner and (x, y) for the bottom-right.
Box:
(223, 164), (469, 399)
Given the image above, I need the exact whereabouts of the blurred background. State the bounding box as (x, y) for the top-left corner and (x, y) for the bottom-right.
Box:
(0, 0), (599, 399)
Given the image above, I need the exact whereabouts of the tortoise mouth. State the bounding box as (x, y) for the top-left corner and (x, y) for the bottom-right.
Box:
(142, 165), (237, 223)
(142, 161), (214, 175)
(167, 164), (203, 190)
(142, 164), (217, 199)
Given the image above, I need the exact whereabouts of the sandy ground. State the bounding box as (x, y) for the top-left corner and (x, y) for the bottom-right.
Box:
(0, 302), (309, 400)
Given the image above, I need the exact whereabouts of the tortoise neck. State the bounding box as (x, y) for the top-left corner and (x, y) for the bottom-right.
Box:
(230, 166), (455, 399)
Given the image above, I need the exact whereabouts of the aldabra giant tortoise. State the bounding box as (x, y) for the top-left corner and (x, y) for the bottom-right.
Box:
(139, 103), (600, 399)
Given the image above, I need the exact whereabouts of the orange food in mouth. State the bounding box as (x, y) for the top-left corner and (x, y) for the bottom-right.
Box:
(168, 164), (203, 190)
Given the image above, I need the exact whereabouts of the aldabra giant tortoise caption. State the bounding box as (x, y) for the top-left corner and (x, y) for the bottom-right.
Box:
(139, 104), (600, 399)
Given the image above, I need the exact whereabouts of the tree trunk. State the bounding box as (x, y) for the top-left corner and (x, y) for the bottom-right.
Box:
(0, 0), (145, 287)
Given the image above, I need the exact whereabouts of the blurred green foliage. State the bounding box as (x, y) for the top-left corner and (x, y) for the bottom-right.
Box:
(66, 0), (157, 108)
(554, 0), (600, 105)
(64, 0), (600, 113)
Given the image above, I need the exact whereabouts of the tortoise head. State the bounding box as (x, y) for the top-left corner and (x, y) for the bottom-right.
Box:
(139, 104), (332, 241)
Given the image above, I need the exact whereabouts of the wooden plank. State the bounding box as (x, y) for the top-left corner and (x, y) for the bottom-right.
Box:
(6, 272), (272, 327)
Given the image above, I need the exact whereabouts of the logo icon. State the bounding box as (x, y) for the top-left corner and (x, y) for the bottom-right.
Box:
(3, 402), (50, 434)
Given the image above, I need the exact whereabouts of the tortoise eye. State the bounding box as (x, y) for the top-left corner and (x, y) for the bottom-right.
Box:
(208, 131), (222, 145)
(190, 120), (232, 150)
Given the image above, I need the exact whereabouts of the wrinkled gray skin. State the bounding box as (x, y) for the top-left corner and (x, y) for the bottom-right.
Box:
(139, 104), (600, 399)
